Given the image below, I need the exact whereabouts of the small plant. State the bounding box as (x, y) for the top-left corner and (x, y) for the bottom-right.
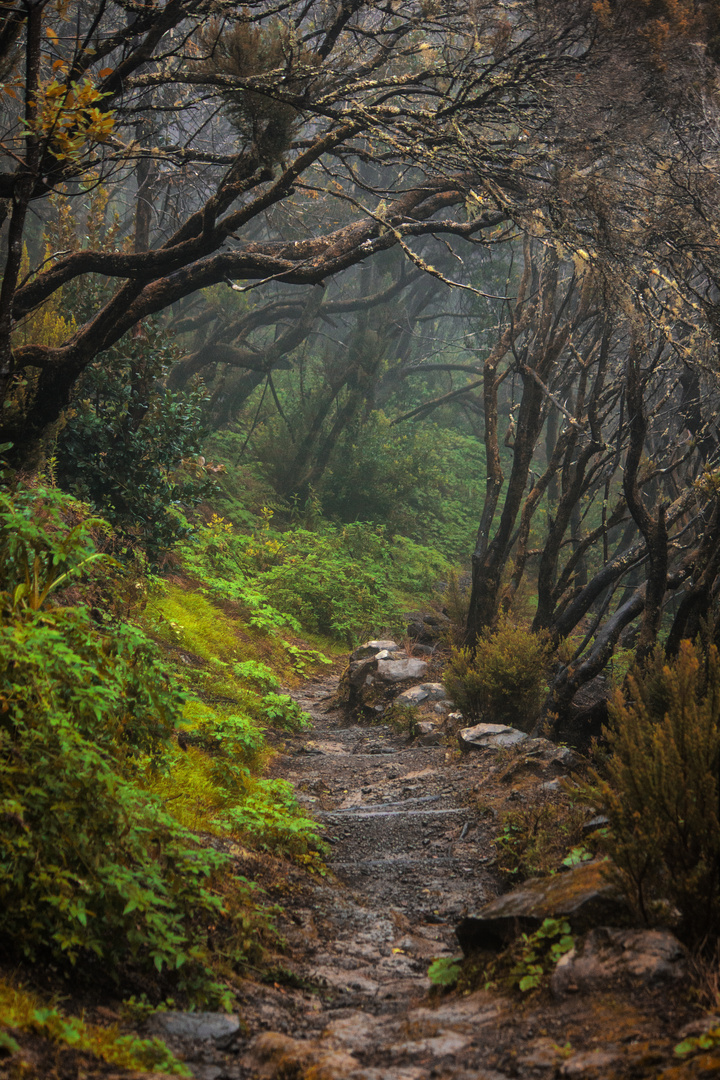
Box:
(484, 918), (574, 993)
(443, 618), (551, 729)
(260, 692), (310, 731)
(283, 642), (332, 677)
(577, 640), (720, 944)
(493, 795), (589, 882)
(427, 956), (462, 988)
(675, 1025), (720, 1059)
(234, 659), (281, 692)
(0, 980), (189, 1075)
(220, 777), (326, 858)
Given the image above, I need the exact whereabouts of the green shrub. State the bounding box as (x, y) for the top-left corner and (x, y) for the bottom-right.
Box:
(54, 322), (214, 563)
(180, 512), (400, 645)
(443, 619), (551, 728)
(579, 640), (720, 944)
(0, 485), (230, 994)
(0, 603), (229, 983)
(220, 778), (325, 857)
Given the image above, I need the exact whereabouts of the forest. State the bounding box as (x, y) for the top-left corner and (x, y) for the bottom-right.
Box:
(1, 0), (720, 1077)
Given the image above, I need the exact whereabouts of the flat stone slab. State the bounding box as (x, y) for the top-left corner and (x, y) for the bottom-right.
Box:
(456, 860), (632, 954)
(150, 1011), (241, 1044)
(551, 927), (687, 995)
(375, 658), (429, 683)
(396, 683), (449, 706)
(459, 723), (528, 750)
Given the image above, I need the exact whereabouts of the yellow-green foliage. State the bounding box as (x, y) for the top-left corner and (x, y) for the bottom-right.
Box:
(144, 700), (266, 833)
(444, 619), (551, 729)
(0, 979), (189, 1075)
(581, 640), (720, 943)
(147, 584), (300, 692)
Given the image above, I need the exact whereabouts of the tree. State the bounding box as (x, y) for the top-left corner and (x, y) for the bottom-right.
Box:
(0, 0), (592, 458)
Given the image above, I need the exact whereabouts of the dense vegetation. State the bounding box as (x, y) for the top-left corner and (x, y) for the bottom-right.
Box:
(2, 0), (720, 1061)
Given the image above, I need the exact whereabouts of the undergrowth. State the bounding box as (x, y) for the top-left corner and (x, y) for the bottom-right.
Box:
(0, 978), (190, 1075)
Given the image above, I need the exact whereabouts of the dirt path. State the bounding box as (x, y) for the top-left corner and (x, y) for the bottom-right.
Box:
(152, 670), (701, 1080)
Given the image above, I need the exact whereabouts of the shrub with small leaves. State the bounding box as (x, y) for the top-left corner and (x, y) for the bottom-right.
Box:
(443, 619), (551, 728)
(577, 640), (720, 945)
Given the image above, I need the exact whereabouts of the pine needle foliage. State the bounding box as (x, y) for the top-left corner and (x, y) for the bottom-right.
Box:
(581, 640), (720, 944)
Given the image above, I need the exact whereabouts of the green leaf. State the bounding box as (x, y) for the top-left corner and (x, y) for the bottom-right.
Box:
(427, 957), (462, 987)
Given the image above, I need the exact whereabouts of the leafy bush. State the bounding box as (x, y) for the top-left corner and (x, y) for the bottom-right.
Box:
(0, 602), (231, 982)
(259, 692), (310, 731)
(221, 778), (325, 857)
(0, 482), (110, 609)
(180, 511), (400, 645)
(0, 485), (231, 994)
(443, 619), (551, 728)
(54, 323), (214, 562)
(579, 640), (720, 944)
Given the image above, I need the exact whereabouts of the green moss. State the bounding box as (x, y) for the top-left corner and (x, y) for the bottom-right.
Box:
(0, 979), (190, 1075)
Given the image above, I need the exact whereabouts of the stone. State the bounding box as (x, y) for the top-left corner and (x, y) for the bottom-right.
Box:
(551, 927), (687, 995)
(405, 612), (450, 645)
(375, 657), (429, 683)
(245, 1031), (359, 1080)
(412, 720), (441, 746)
(149, 1011), (241, 1046)
(458, 723), (528, 751)
(498, 737), (581, 780)
(455, 860), (632, 954)
(560, 1050), (620, 1076)
(396, 683), (448, 707)
(347, 657), (378, 687)
(583, 814), (610, 834)
(350, 640), (401, 662)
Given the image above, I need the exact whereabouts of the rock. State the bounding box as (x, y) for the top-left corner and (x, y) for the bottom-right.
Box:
(245, 1031), (359, 1080)
(346, 657), (378, 688)
(497, 737), (581, 780)
(560, 1050), (621, 1075)
(551, 927), (687, 995)
(412, 720), (441, 746)
(583, 814), (610, 834)
(405, 612), (450, 645)
(458, 723), (528, 751)
(149, 1010), (241, 1046)
(350, 640), (401, 662)
(455, 860), (632, 954)
(375, 658), (429, 683)
(395, 683), (448, 707)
